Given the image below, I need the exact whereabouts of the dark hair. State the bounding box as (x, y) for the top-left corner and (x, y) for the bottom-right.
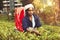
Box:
(25, 8), (29, 16)
(25, 8), (29, 11)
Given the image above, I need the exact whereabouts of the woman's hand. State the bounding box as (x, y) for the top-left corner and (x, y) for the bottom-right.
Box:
(27, 27), (34, 32)
(26, 27), (41, 36)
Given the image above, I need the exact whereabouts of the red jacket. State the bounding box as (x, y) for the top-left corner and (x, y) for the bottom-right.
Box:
(14, 7), (25, 32)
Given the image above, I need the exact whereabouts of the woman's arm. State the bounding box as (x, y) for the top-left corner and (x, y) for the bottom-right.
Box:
(27, 27), (41, 36)
(36, 16), (42, 27)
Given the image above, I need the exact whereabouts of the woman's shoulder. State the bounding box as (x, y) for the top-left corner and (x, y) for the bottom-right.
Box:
(33, 14), (39, 19)
(23, 16), (29, 21)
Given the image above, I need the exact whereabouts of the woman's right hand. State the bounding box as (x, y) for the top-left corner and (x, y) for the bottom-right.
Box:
(26, 27), (41, 36)
(27, 27), (34, 32)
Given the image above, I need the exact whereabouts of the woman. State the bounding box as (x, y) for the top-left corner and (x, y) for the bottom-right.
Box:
(22, 4), (42, 35)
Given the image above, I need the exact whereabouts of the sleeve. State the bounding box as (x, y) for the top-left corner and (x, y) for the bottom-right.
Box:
(22, 19), (28, 31)
(36, 16), (42, 27)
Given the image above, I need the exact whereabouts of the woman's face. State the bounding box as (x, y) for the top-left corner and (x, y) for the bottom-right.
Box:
(27, 8), (34, 16)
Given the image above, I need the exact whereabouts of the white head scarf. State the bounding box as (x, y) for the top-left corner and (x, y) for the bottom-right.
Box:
(24, 4), (34, 10)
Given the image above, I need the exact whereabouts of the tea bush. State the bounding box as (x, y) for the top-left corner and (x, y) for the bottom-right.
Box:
(0, 15), (60, 40)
